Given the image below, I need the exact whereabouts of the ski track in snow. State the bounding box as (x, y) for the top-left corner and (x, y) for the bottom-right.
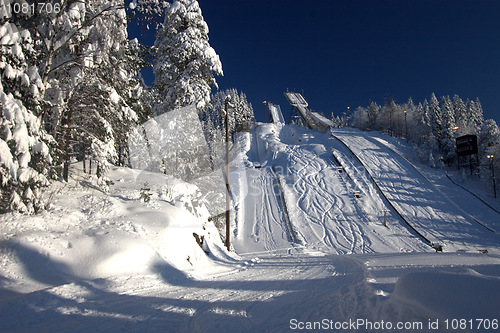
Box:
(233, 167), (294, 255)
(0, 254), (372, 332)
(290, 147), (358, 254)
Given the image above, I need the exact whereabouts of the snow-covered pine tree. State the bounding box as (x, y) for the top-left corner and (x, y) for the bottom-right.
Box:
(128, 0), (168, 23)
(440, 96), (456, 165)
(478, 119), (500, 183)
(479, 119), (500, 156)
(422, 99), (431, 131)
(453, 95), (468, 136)
(352, 101), (381, 132)
(0, 8), (53, 213)
(470, 98), (484, 135)
(225, 88), (254, 133)
(366, 101), (380, 131)
(81, 1), (148, 170)
(412, 99), (438, 164)
(153, 0), (223, 114)
(412, 102), (425, 141)
(429, 92), (442, 146)
(403, 97), (416, 140)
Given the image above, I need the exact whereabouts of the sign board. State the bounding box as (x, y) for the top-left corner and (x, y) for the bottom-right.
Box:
(456, 135), (478, 157)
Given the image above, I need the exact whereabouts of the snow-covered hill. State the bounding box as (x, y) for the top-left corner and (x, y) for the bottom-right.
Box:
(1, 124), (500, 332)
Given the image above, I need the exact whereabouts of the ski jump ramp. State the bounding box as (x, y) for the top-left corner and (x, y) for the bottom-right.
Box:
(285, 92), (330, 132)
(267, 102), (285, 124)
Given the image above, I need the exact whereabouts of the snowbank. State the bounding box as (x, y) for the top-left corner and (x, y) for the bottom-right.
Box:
(391, 270), (500, 319)
(0, 164), (235, 296)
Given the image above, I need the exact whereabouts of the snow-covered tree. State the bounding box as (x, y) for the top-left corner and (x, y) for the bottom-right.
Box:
(377, 97), (398, 135)
(419, 105), (439, 166)
(153, 0), (223, 113)
(479, 119), (500, 157)
(402, 98), (416, 140)
(351, 106), (368, 131)
(351, 93), (488, 170)
(352, 101), (381, 131)
(453, 95), (468, 136)
(34, 0), (147, 182)
(440, 96), (456, 165)
(207, 88), (254, 133)
(478, 119), (500, 184)
(366, 101), (380, 131)
(201, 88), (254, 168)
(468, 98), (484, 135)
(75, 2), (147, 172)
(412, 102), (426, 143)
(421, 99), (431, 130)
(429, 92), (442, 143)
(0, 10), (53, 213)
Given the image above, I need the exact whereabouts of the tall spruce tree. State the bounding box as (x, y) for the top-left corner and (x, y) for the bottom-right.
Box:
(440, 96), (456, 165)
(153, 0), (223, 114)
(471, 98), (484, 134)
(478, 119), (500, 182)
(453, 95), (467, 136)
(429, 93), (442, 148)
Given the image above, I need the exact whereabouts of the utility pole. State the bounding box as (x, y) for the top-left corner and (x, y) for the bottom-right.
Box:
(224, 96), (231, 251)
(404, 110), (408, 142)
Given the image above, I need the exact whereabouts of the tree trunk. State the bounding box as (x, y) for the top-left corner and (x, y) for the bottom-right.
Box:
(62, 110), (73, 182)
(82, 141), (87, 174)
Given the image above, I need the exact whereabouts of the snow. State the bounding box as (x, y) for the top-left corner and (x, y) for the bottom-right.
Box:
(109, 90), (121, 104)
(0, 139), (15, 179)
(32, 142), (50, 159)
(2, 123), (500, 332)
(390, 269), (500, 319)
(2, 63), (17, 80)
(311, 111), (334, 127)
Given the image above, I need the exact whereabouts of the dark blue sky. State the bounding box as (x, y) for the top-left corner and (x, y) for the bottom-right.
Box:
(129, 0), (500, 123)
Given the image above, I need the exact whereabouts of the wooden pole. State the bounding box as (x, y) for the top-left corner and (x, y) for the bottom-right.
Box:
(224, 97), (231, 251)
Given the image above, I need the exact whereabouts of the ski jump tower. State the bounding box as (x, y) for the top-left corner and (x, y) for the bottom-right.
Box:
(284, 92), (329, 132)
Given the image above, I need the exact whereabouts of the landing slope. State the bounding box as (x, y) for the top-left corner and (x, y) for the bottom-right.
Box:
(233, 124), (431, 255)
(332, 128), (500, 254)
